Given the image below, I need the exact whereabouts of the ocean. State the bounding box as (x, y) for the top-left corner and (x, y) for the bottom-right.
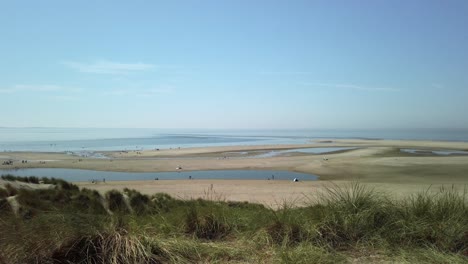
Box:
(0, 127), (467, 152)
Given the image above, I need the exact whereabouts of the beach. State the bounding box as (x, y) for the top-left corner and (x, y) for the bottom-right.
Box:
(2, 139), (468, 207)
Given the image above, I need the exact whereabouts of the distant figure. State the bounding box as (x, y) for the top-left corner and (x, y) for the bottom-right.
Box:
(293, 178), (299, 182)
(103, 178), (106, 183)
(189, 175), (192, 180)
(272, 175), (274, 180)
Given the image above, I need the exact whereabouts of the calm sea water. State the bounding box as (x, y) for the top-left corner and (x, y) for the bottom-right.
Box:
(0, 128), (467, 152)
(0, 168), (317, 182)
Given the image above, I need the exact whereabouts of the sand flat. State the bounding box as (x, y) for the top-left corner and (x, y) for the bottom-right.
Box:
(2, 139), (468, 207)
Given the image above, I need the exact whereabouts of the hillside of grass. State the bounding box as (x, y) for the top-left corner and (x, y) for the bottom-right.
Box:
(0, 175), (467, 263)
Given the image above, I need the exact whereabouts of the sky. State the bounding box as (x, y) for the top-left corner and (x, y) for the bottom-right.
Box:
(1, 0), (467, 129)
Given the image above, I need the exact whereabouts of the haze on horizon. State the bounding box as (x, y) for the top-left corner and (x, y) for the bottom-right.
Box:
(1, 1), (467, 130)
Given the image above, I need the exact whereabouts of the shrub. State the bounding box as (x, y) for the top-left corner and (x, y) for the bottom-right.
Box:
(392, 186), (468, 253)
(124, 189), (151, 215)
(70, 189), (107, 214)
(0, 198), (12, 214)
(266, 220), (304, 245)
(152, 193), (178, 212)
(226, 200), (266, 210)
(184, 207), (231, 240)
(106, 190), (130, 214)
(4, 184), (18, 196)
(49, 230), (158, 263)
(16, 189), (46, 210)
(314, 182), (396, 248)
(27, 176), (39, 184)
(0, 188), (8, 199)
(1, 175), (17, 182)
(56, 180), (79, 192)
(1, 175), (39, 184)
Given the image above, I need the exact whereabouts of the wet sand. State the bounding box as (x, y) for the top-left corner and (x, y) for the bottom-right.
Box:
(2, 139), (468, 207)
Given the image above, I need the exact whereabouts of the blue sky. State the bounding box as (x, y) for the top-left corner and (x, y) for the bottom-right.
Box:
(1, 0), (467, 129)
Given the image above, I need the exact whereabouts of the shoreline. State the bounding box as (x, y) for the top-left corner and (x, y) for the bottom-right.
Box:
(1, 139), (468, 177)
(2, 139), (468, 207)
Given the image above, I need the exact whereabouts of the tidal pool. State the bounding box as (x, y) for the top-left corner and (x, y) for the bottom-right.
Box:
(400, 149), (468, 156)
(250, 147), (357, 158)
(0, 168), (318, 182)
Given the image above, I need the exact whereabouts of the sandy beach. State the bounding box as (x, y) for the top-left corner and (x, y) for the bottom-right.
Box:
(2, 139), (468, 207)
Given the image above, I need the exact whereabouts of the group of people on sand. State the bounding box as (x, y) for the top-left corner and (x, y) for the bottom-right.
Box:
(90, 178), (105, 184)
(2, 160), (13, 165)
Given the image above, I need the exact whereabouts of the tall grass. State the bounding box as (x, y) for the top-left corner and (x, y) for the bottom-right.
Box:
(124, 188), (152, 214)
(3, 184), (17, 196)
(184, 206), (232, 240)
(314, 182), (396, 248)
(50, 230), (156, 264)
(393, 185), (468, 254)
(0, 188), (7, 199)
(106, 190), (131, 214)
(1, 175), (39, 183)
(0, 198), (11, 214)
(2, 175), (81, 193)
(313, 182), (468, 255)
(0, 178), (467, 263)
(264, 202), (311, 246)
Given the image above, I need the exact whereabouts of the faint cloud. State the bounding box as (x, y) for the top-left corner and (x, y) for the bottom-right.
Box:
(104, 86), (175, 97)
(62, 60), (155, 74)
(137, 87), (175, 96)
(51, 95), (79, 101)
(0, 89), (15, 94)
(0, 84), (64, 93)
(302, 82), (400, 92)
(259, 70), (312, 75)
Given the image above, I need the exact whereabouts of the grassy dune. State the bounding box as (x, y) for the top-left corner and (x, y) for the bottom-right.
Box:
(0, 176), (467, 263)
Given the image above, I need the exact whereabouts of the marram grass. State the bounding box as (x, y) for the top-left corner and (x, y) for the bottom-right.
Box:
(0, 176), (467, 263)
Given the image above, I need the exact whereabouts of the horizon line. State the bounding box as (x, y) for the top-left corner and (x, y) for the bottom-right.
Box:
(1, 126), (468, 131)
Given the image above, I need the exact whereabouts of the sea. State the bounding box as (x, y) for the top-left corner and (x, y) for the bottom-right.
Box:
(0, 127), (467, 152)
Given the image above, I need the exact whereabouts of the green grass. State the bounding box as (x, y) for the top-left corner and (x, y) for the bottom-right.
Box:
(0, 178), (467, 263)
(106, 190), (131, 214)
(0, 187), (7, 199)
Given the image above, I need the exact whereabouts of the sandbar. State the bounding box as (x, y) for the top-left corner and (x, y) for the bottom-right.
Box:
(1, 139), (468, 207)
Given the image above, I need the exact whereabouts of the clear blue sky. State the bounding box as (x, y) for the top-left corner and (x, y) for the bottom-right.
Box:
(1, 0), (467, 129)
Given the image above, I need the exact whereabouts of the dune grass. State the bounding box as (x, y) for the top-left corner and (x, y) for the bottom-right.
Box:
(0, 176), (467, 263)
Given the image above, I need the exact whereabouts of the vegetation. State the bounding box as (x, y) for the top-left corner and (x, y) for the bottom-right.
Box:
(0, 177), (467, 263)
